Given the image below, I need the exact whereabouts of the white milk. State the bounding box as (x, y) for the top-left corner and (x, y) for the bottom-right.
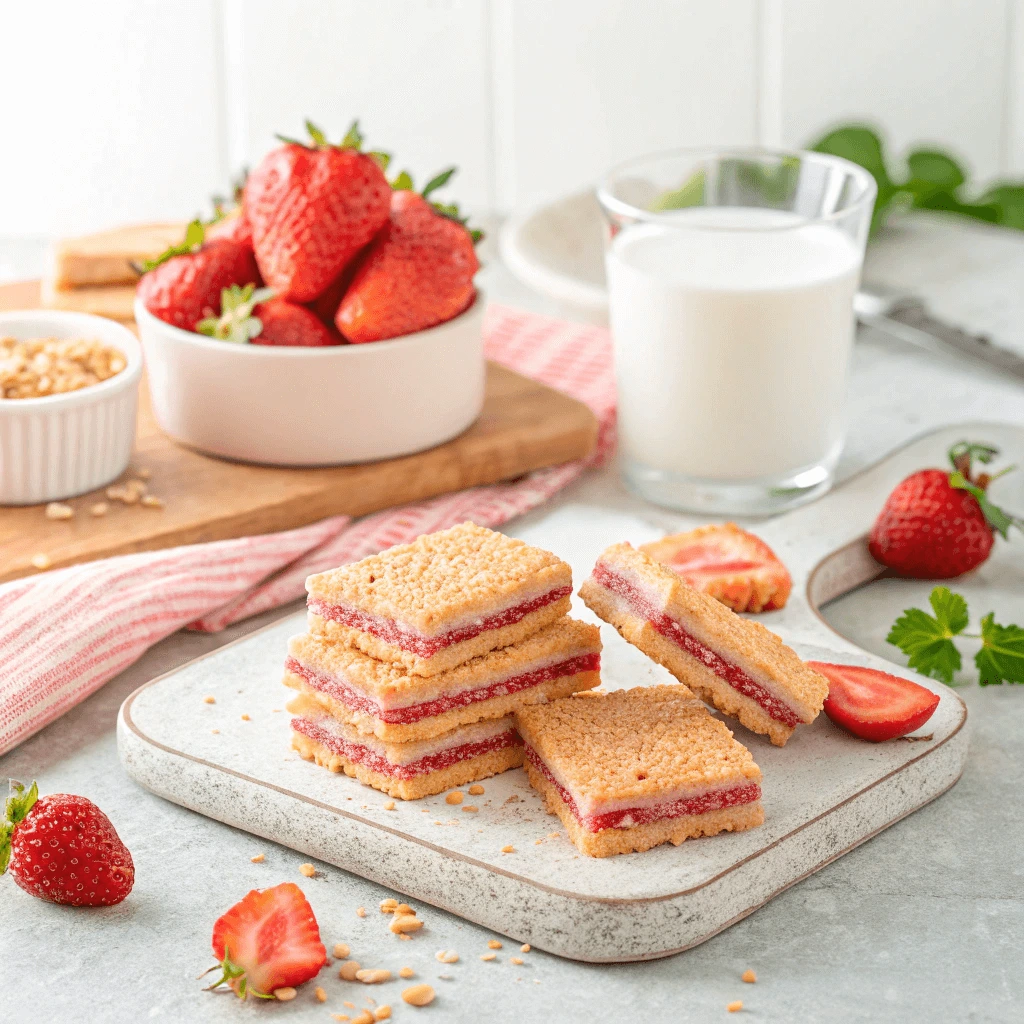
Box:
(606, 207), (862, 481)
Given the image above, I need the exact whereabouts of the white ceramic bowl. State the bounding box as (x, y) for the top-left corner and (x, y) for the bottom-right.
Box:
(0, 310), (142, 505)
(134, 294), (486, 466)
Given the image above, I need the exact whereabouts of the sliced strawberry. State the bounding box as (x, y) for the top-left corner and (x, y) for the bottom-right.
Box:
(808, 661), (940, 742)
(207, 882), (326, 1000)
(640, 523), (792, 613)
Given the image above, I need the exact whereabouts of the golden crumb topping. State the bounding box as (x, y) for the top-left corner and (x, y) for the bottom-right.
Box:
(1, 336), (126, 399)
(306, 523), (571, 634)
(515, 686), (761, 803)
(288, 617), (600, 701)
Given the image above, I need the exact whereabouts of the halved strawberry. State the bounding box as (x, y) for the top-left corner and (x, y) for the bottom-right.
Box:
(808, 661), (940, 742)
(640, 523), (792, 613)
(205, 882), (327, 1000)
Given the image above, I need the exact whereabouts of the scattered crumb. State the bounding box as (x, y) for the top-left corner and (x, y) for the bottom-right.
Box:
(90, 502), (108, 517)
(445, 791), (464, 805)
(344, 1001), (356, 1010)
(480, 953), (496, 962)
(435, 950), (458, 964)
(468, 784), (485, 795)
(250, 853), (265, 863)
(45, 501), (74, 521)
(355, 969), (391, 984)
(383, 800), (396, 811)
(380, 898), (399, 914)
(510, 957), (524, 965)
(389, 915), (422, 934)
(352, 1012), (375, 1024)
(504, 794), (520, 804)
(339, 961), (361, 981)
(399, 967), (415, 979)
(315, 986), (327, 1003)
(487, 940), (502, 950)
(332, 1016), (350, 1023)
(141, 494), (164, 509)
(742, 969), (756, 984)
(240, 713), (251, 721)
(271, 708), (282, 713)
(534, 839), (543, 845)
(547, 832), (560, 839)
(273, 987), (297, 1001)
(501, 845), (514, 854)
(899, 733), (934, 742)
(210, 729), (219, 735)
(203, 695), (216, 704)
(30, 553), (52, 570)
(356, 907), (367, 918)
(437, 973), (452, 981)
(136, 467), (152, 480)
(375, 1006), (391, 1021)
(461, 805), (478, 814)
(401, 984), (435, 1007)
(334, 943), (351, 959)
(520, 944), (531, 953)
(397, 933), (411, 941)
(394, 904), (414, 916)
(298, 863), (316, 878)
(727, 1001), (743, 1013)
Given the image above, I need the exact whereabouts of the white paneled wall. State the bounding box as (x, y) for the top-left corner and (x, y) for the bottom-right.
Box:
(0, 0), (1021, 238)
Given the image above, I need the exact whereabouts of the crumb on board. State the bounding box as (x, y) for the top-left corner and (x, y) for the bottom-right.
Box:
(383, 800), (396, 810)
(727, 1001), (743, 1013)
(487, 940), (502, 949)
(401, 984), (435, 1006)
(501, 845), (514, 854)
(333, 943), (350, 959)
(742, 969), (756, 983)
(468, 784), (485, 795)
(272, 987), (296, 1001)
(461, 805), (478, 814)
(250, 853), (264, 863)
(240, 713), (251, 721)
(203, 695), (216, 704)
(298, 863), (316, 877)
(480, 953), (496, 962)
(399, 966), (415, 978)
(30, 554), (52, 570)
(339, 961), (361, 981)
(90, 502), (108, 516)
(510, 957), (524, 965)
(357, 907), (367, 917)
(445, 791), (464, 805)
(520, 944), (531, 953)
(315, 986), (327, 1002)
(45, 502), (74, 520)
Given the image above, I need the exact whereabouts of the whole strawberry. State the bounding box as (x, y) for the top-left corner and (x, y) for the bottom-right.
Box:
(869, 441), (1022, 578)
(138, 220), (260, 332)
(198, 284), (340, 347)
(206, 207), (253, 248)
(0, 780), (134, 906)
(205, 882), (327, 1000)
(245, 120), (390, 303)
(337, 168), (482, 343)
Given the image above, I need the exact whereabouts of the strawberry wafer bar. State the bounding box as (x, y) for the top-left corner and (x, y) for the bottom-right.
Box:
(290, 697), (524, 800)
(285, 618), (601, 742)
(580, 543), (827, 746)
(306, 523), (573, 677)
(516, 687), (763, 857)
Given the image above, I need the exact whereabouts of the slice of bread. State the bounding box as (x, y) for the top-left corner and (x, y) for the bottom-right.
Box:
(51, 222), (187, 288)
(40, 276), (138, 321)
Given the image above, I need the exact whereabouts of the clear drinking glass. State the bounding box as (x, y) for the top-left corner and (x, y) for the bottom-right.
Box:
(597, 148), (876, 515)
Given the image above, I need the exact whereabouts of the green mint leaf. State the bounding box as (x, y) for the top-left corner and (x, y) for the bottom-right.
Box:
(886, 593), (965, 684)
(422, 167), (457, 199)
(929, 586), (969, 635)
(906, 149), (966, 193)
(977, 184), (1024, 230)
(975, 613), (1024, 685)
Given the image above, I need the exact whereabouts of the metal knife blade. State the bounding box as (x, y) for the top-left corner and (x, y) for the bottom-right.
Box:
(854, 286), (1024, 383)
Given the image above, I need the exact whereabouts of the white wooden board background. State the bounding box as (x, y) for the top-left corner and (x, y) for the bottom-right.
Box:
(1, 0), (1021, 234)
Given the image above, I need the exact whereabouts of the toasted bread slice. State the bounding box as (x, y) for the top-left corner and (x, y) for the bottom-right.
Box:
(40, 277), (137, 321)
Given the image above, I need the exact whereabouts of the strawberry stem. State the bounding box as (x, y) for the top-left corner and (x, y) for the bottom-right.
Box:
(138, 220), (206, 274)
(196, 284), (275, 344)
(1, 779), (39, 874)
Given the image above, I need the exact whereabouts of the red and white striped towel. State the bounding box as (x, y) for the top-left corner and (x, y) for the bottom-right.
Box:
(0, 305), (615, 756)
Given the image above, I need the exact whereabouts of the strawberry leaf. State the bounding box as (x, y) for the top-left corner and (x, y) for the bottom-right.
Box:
(340, 119), (363, 150)
(197, 284), (274, 344)
(949, 470), (1024, 539)
(369, 150), (391, 171)
(391, 170), (414, 191)
(0, 779), (38, 874)
(140, 219), (205, 272)
(305, 120), (328, 148)
(422, 167), (456, 199)
(975, 613), (1024, 685)
(948, 440), (999, 469)
(886, 586), (967, 683)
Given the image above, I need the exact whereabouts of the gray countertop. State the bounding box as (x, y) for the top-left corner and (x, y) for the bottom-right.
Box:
(3, 216), (1024, 1023)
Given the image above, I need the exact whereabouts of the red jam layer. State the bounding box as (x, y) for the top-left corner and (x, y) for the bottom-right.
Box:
(307, 585), (572, 658)
(592, 563), (801, 728)
(293, 716), (522, 780)
(286, 652), (600, 724)
(526, 747), (761, 833)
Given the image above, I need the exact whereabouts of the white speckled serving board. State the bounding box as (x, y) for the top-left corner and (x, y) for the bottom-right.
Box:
(118, 424), (1022, 962)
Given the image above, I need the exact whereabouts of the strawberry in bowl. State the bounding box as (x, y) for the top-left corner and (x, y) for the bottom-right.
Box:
(134, 119), (487, 466)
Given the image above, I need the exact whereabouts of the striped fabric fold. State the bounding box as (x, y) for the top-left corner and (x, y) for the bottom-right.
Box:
(0, 305), (616, 756)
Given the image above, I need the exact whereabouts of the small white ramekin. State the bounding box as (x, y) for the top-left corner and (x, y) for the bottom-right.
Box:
(134, 293), (486, 466)
(0, 311), (142, 505)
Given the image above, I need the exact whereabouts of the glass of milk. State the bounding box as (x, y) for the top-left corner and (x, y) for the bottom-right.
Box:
(598, 148), (876, 514)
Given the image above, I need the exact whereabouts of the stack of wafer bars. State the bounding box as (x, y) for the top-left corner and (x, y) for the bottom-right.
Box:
(42, 222), (187, 321)
(284, 522), (602, 799)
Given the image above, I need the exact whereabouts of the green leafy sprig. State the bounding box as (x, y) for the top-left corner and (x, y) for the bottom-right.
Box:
(887, 587), (1024, 686)
(811, 124), (1024, 235)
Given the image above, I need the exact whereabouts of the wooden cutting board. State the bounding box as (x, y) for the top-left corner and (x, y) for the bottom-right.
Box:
(0, 280), (599, 582)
